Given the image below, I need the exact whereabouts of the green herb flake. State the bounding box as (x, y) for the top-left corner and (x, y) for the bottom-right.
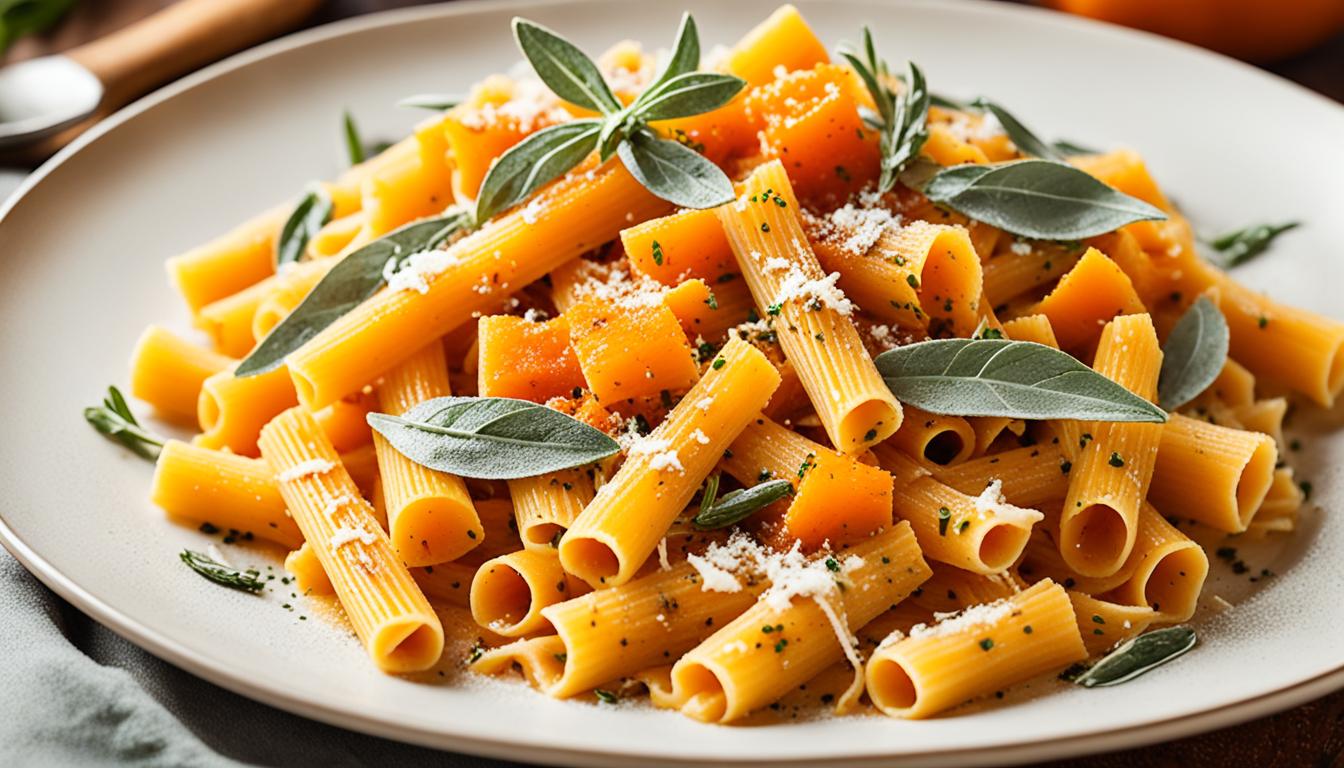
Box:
(937, 507), (951, 536)
(85, 386), (165, 461)
(179, 550), (265, 594)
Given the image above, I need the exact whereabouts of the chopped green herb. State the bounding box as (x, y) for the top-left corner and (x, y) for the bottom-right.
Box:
(179, 550), (265, 594)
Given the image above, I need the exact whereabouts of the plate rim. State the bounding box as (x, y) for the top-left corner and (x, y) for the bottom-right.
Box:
(3, 0), (1343, 764)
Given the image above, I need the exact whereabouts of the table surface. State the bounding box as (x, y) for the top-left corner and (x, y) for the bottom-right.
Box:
(5, 2), (1344, 766)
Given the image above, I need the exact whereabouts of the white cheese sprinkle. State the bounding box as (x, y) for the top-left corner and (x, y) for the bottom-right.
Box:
(276, 459), (335, 483)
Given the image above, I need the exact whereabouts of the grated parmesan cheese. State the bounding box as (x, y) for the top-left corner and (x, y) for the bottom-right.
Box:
(276, 459), (334, 483)
(329, 523), (377, 552)
(973, 480), (1045, 527)
(773, 266), (856, 316)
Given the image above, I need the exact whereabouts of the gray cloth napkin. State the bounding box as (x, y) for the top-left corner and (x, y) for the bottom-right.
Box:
(0, 549), (517, 767)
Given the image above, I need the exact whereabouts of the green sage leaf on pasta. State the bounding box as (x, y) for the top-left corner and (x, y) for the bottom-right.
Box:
(237, 211), (472, 376)
(875, 339), (1168, 422)
(617, 129), (735, 209)
(1157, 296), (1229, 411)
(692, 479), (794, 530)
(923, 159), (1166, 240)
(367, 396), (621, 480)
(473, 119), (602, 223)
(971, 99), (1064, 161)
(513, 17), (621, 114)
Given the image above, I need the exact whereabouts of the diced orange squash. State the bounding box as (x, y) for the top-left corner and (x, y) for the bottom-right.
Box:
(621, 208), (738, 284)
(724, 5), (829, 87)
(785, 453), (892, 549)
(1032, 248), (1148, 352)
(478, 315), (584, 402)
(1071, 150), (1172, 211)
(745, 64), (880, 204)
(443, 76), (565, 199)
(652, 96), (756, 165)
(565, 299), (699, 403)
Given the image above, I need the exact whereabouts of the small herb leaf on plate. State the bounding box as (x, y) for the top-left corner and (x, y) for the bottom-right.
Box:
(617, 128), (735, 209)
(875, 339), (1168, 422)
(971, 99), (1063, 161)
(397, 93), (463, 111)
(367, 396), (621, 480)
(276, 185), (334, 267)
(1209, 221), (1300, 268)
(692, 479), (794, 530)
(179, 549), (266, 594)
(237, 211), (473, 376)
(923, 159), (1167, 240)
(1073, 626), (1197, 688)
(84, 385), (165, 461)
(1157, 296), (1229, 410)
(513, 17), (621, 114)
(473, 119), (602, 223)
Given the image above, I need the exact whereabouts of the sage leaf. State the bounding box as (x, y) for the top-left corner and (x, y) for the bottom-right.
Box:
(1210, 221), (1300, 268)
(697, 472), (721, 516)
(342, 109), (365, 165)
(875, 339), (1168, 422)
(397, 93), (462, 111)
(237, 212), (472, 376)
(474, 119), (601, 223)
(617, 129), (734, 209)
(276, 186), (333, 267)
(929, 92), (969, 111)
(368, 396), (620, 480)
(648, 12), (700, 92)
(923, 159), (1166, 240)
(972, 99), (1063, 161)
(1052, 138), (1101, 156)
(84, 385), (164, 461)
(180, 550), (266, 594)
(1157, 296), (1228, 410)
(632, 72), (745, 122)
(1074, 627), (1197, 688)
(513, 18), (620, 114)
(692, 479), (793, 530)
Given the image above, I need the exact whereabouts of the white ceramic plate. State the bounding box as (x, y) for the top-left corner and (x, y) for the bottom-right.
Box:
(3, 1), (1344, 765)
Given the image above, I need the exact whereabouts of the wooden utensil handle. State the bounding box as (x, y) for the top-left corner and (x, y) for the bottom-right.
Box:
(66, 0), (324, 110)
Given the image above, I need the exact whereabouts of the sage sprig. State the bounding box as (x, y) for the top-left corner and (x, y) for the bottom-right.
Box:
(237, 210), (472, 376)
(85, 386), (164, 461)
(971, 99), (1063, 162)
(367, 396), (621, 480)
(692, 479), (794, 530)
(1157, 297), (1229, 411)
(1209, 221), (1300, 268)
(1073, 626), (1197, 687)
(875, 339), (1168, 422)
(921, 160), (1167, 240)
(473, 14), (744, 222)
(276, 185), (333, 267)
(179, 550), (266, 594)
(397, 93), (463, 111)
(839, 27), (929, 194)
(1052, 138), (1101, 156)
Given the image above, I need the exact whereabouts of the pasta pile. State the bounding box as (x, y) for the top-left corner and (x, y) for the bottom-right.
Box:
(112, 5), (1343, 722)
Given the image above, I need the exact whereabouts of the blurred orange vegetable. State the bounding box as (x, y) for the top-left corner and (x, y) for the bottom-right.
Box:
(1047, 0), (1344, 62)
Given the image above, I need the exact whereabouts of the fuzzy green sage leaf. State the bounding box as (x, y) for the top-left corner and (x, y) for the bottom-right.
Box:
(618, 128), (735, 209)
(1157, 296), (1228, 411)
(367, 396), (621, 480)
(692, 479), (793, 530)
(84, 385), (164, 461)
(180, 550), (266, 594)
(1209, 221), (1300, 268)
(922, 159), (1167, 240)
(238, 211), (472, 376)
(513, 17), (621, 114)
(875, 339), (1168, 422)
(474, 119), (602, 223)
(839, 26), (929, 194)
(1074, 626), (1197, 688)
(971, 99), (1063, 162)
